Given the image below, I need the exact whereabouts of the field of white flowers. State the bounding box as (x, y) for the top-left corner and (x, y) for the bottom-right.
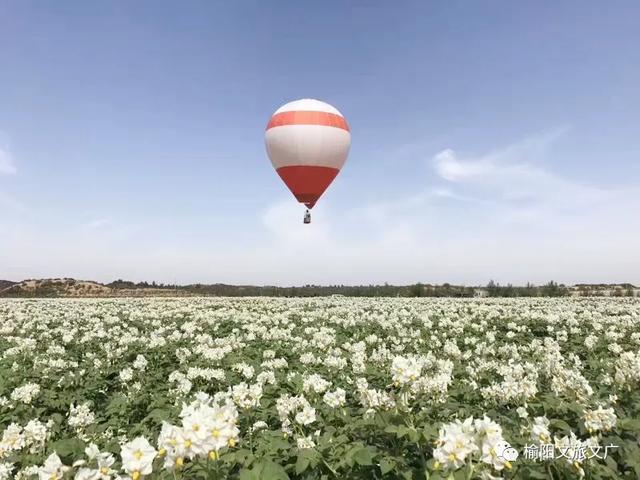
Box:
(0, 297), (639, 480)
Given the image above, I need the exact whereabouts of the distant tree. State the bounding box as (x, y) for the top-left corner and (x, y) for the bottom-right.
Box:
(540, 281), (568, 297)
(409, 283), (424, 297)
(523, 282), (536, 297)
(486, 280), (500, 297)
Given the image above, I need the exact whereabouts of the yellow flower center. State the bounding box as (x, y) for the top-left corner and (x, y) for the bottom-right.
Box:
(133, 450), (143, 460)
(132, 472), (141, 480)
(228, 438), (237, 447)
(158, 448), (166, 457)
(209, 450), (219, 460)
(184, 439), (192, 448)
(176, 457), (184, 467)
(212, 429), (221, 438)
(193, 424), (200, 432)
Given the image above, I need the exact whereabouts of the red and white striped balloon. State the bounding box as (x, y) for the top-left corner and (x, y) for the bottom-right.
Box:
(265, 99), (350, 209)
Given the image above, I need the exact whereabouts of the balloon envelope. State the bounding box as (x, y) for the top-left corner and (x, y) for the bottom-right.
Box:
(265, 99), (350, 209)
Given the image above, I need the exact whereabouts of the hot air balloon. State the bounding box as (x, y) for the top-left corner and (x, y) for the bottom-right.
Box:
(265, 99), (350, 224)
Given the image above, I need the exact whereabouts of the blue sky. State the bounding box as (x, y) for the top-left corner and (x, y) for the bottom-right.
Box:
(1, 1), (639, 285)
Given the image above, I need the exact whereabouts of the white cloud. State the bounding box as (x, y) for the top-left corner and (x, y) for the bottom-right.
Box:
(431, 128), (614, 218)
(434, 127), (568, 181)
(0, 147), (17, 174)
(434, 148), (494, 182)
(83, 218), (111, 229)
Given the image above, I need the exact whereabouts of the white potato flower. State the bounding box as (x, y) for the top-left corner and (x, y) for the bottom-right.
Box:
(0, 462), (14, 480)
(583, 406), (617, 433)
(69, 402), (96, 429)
(38, 452), (69, 480)
(10, 383), (40, 404)
(120, 437), (157, 478)
(295, 406), (317, 426)
(530, 416), (551, 444)
(433, 417), (478, 470)
(323, 388), (346, 408)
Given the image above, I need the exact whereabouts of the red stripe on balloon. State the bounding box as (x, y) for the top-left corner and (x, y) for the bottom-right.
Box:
(267, 111), (350, 132)
(276, 165), (340, 209)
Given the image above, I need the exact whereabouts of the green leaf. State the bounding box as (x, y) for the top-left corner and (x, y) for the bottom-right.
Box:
(452, 468), (468, 480)
(264, 433), (291, 451)
(422, 424), (438, 441)
(230, 448), (254, 466)
(604, 454), (618, 473)
(49, 413), (64, 425)
(49, 437), (85, 458)
(380, 457), (396, 475)
(619, 418), (640, 431)
(239, 468), (260, 480)
(352, 447), (373, 466)
(296, 451), (312, 474)
(241, 460), (290, 480)
(549, 419), (572, 432)
(261, 460), (290, 480)
(143, 408), (171, 423)
(519, 467), (550, 479)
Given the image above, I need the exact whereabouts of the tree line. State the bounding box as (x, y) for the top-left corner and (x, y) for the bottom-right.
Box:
(106, 279), (577, 297)
(3, 278), (634, 298)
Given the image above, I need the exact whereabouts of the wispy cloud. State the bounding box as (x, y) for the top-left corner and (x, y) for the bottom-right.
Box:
(431, 127), (613, 217)
(0, 147), (17, 175)
(83, 218), (111, 229)
(433, 127), (569, 182)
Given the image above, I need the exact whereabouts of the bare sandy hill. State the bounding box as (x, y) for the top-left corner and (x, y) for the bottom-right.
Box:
(0, 278), (113, 297)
